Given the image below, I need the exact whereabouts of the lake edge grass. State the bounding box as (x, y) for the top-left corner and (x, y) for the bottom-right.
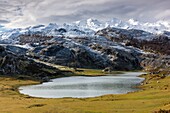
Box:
(0, 69), (169, 113)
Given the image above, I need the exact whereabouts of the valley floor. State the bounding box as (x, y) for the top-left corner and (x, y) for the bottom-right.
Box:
(0, 72), (170, 113)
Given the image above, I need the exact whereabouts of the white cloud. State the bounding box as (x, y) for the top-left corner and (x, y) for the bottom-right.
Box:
(0, 0), (170, 28)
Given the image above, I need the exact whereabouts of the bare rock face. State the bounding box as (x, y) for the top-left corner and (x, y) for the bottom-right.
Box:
(96, 27), (170, 55)
(5, 45), (28, 55)
(27, 36), (142, 71)
(3, 27), (169, 72)
(0, 46), (61, 81)
(141, 54), (170, 71)
(96, 27), (170, 72)
(0, 46), (5, 52)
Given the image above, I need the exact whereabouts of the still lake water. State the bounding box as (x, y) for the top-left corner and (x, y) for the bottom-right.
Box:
(19, 72), (145, 98)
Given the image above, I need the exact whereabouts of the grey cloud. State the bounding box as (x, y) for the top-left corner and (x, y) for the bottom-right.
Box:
(0, 20), (10, 24)
(0, 0), (169, 28)
(37, 14), (83, 24)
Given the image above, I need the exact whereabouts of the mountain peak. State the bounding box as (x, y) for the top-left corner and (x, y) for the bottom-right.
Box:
(128, 19), (139, 26)
(1, 18), (170, 44)
(74, 18), (103, 31)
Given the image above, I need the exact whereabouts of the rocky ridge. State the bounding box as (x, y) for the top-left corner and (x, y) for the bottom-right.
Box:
(0, 45), (62, 81)
(0, 18), (170, 75)
(96, 27), (170, 72)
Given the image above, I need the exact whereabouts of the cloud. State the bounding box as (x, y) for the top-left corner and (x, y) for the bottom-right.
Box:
(0, 0), (170, 28)
(0, 20), (10, 24)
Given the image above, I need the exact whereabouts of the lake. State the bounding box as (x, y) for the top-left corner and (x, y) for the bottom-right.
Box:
(19, 72), (145, 98)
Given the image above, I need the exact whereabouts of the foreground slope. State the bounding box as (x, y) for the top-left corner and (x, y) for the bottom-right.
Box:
(0, 18), (169, 113)
(0, 72), (169, 113)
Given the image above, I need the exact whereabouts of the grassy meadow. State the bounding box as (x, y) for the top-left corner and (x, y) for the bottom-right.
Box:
(0, 69), (169, 113)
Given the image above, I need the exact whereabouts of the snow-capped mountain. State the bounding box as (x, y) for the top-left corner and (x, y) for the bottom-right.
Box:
(74, 18), (170, 33)
(74, 18), (105, 31)
(127, 19), (170, 34)
(0, 18), (170, 44)
(0, 18), (169, 72)
(0, 25), (8, 33)
(0, 22), (95, 43)
(0, 28), (21, 43)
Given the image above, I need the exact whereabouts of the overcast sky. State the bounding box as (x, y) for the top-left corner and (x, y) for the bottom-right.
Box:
(0, 0), (170, 28)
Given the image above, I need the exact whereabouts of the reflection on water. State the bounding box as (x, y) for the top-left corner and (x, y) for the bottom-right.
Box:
(19, 72), (145, 98)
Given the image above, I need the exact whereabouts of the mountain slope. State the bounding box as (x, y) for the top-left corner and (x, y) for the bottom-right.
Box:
(1, 18), (170, 44)
(0, 18), (170, 71)
(0, 45), (62, 81)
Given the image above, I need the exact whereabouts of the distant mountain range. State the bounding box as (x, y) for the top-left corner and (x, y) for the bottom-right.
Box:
(0, 18), (170, 44)
(0, 18), (169, 74)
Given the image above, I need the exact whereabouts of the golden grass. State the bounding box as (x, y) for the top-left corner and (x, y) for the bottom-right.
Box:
(33, 59), (124, 76)
(73, 68), (124, 76)
(0, 73), (169, 113)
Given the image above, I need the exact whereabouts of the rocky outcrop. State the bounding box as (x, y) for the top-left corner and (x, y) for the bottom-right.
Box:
(5, 45), (28, 55)
(19, 34), (53, 44)
(96, 27), (170, 55)
(141, 54), (170, 72)
(27, 36), (142, 71)
(96, 27), (170, 72)
(3, 27), (169, 72)
(0, 46), (61, 81)
(1, 21), (170, 75)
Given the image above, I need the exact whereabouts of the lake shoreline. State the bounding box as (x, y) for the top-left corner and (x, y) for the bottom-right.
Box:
(18, 71), (146, 99)
(19, 72), (145, 98)
(0, 70), (169, 113)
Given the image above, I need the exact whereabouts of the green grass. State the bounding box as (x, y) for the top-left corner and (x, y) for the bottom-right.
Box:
(33, 59), (124, 76)
(3, 57), (170, 113)
(72, 68), (124, 76)
(0, 69), (169, 113)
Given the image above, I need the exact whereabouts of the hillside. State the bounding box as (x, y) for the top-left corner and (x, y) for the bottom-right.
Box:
(0, 18), (170, 113)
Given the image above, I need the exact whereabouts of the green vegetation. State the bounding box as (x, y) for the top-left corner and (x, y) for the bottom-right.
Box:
(72, 68), (124, 76)
(34, 59), (124, 76)
(0, 70), (169, 113)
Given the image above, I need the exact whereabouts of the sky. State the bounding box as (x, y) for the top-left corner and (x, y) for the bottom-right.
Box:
(0, 0), (170, 28)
